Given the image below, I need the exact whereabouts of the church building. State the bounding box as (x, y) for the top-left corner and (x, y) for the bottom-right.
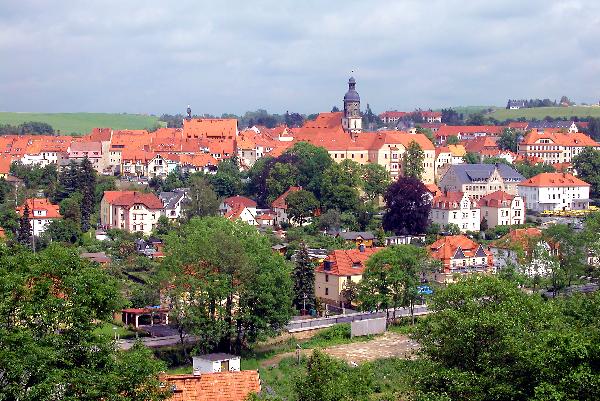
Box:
(341, 77), (362, 136)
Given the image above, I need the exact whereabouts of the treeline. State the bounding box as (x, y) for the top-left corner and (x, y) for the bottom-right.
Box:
(0, 121), (55, 135)
(159, 109), (306, 129)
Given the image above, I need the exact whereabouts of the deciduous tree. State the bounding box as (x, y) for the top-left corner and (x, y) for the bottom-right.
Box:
(286, 190), (319, 226)
(383, 177), (431, 235)
(402, 140), (425, 180)
(183, 175), (219, 220)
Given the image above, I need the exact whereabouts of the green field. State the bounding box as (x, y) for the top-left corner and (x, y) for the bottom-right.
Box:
(0, 112), (164, 135)
(488, 106), (600, 121)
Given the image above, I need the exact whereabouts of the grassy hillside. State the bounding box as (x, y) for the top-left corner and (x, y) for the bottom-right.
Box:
(488, 106), (600, 121)
(0, 112), (164, 135)
(442, 105), (497, 116)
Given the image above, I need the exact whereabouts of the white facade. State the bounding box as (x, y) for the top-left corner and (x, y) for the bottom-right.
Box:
(192, 355), (241, 375)
(430, 193), (481, 232)
(518, 184), (590, 212)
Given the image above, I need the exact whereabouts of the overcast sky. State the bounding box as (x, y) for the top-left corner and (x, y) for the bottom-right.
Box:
(1, 0), (599, 115)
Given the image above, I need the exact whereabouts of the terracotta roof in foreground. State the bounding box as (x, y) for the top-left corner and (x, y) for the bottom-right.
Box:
(162, 371), (260, 401)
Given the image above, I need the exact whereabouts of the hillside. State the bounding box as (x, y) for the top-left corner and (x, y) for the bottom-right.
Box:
(0, 112), (164, 135)
(488, 106), (600, 121)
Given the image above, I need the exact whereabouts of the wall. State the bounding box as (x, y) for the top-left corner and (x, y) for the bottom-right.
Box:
(351, 317), (386, 337)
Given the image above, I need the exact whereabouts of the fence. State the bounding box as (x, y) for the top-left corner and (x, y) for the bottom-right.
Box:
(286, 304), (430, 332)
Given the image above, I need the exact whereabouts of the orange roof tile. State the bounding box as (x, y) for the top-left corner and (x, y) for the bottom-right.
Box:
(183, 118), (238, 140)
(478, 190), (516, 208)
(271, 186), (302, 210)
(16, 198), (61, 219)
(521, 130), (599, 147)
(315, 247), (384, 276)
(518, 172), (590, 187)
(491, 227), (543, 250)
(429, 235), (490, 260)
(102, 191), (164, 209)
(163, 371), (260, 401)
(223, 195), (257, 209)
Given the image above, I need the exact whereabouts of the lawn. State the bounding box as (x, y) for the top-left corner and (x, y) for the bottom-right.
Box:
(0, 112), (164, 135)
(488, 106), (600, 121)
(93, 321), (137, 339)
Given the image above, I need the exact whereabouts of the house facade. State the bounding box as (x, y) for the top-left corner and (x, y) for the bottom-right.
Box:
(478, 190), (525, 228)
(314, 247), (382, 307)
(16, 198), (61, 237)
(518, 130), (600, 165)
(272, 186), (302, 226)
(428, 235), (494, 283)
(429, 192), (480, 232)
(439, 163), (525, 200)
(517, 173), (591, 212)
(100, 191), (164, 234)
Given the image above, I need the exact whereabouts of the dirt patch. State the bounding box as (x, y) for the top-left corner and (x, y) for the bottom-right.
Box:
(259, 332), (419, 368)
(324, 332), (420, 364)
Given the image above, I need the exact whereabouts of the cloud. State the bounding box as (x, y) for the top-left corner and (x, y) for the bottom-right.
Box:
(1, 0), (599, 115)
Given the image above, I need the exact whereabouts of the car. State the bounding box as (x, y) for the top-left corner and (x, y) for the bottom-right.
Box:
(417, 285), (433, 295)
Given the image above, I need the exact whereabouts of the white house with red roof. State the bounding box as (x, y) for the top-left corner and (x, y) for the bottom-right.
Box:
(219, 195), (257, 216)
(429, 192), (480, 232)
(478, 190), (525, 228)
(16, 198), (61, 237)
(315, 247), (383, 306)
(517, 130), (600, 165)
(517, 173), (591, 212)
(100, 191), (164, 234)
(428, 235), (493, 283)
(271, 186), (302, 226)
(224, 204), (257, 226)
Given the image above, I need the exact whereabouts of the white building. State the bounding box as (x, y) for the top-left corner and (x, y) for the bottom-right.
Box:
(16, 198), (61, 237)
(478, 190), (525, 228)
(429, 192), (480, 232)
(100, 191), (165, 234)
(159, 189), (188, 220)
(518, 173), (590, 212)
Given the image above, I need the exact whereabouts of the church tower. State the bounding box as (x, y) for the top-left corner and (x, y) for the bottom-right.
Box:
(341, 76), (362, 136)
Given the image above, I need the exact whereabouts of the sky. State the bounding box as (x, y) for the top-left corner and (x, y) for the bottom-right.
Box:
(1, 0), (600, 115)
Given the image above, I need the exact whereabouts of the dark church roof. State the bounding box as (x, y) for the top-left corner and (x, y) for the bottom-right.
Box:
(344, 76), (360, 102)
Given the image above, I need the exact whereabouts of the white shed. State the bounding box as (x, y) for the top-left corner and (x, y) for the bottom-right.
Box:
(192, 353), (241, 375)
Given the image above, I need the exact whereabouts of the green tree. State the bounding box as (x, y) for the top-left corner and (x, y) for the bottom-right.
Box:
(361, 163), (391, 201)
(286, 189), (319, 226)
(444, 223), (461, 235)
(293, 243), (315, 312)
(321, 160), (362, 212)
(514, 159), (555, 179)
(79, 156), (97, 232)
(358, 245), (431, 323)
(183, 175), (219, 220)
(17, 202), (31, 247)
(402, 140), (425, 180)
(53, 161), (80, 203)
(317, 209), (342, 232)
(295, 349), (373, 401)
(161, 217), (293, 354)
(154, 215), (172, 236)
(498, 127), (519, 152)
(463, 152), (480, 164)
(266, 162), (300, 204)
(0, 244), (168, 400)
(413, 276), (600, 401)
(416, 126), (435, 143)
(44, 218), (82, 244)
(383, 177), (431, 235)
(446, 135), (460, 145)
(544, 224), (586, 290)
(573, 147), (600, 197)
(60, 192), (83, 225)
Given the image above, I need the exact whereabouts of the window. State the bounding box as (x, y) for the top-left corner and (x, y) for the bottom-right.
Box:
(325, 274), (329, 282)
(325, 288), (329, 296)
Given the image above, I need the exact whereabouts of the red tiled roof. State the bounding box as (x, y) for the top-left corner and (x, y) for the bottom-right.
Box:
(103, 191), (164, 209)
(431, 192), (475, 209)
(0, 155), (11, 175)
(271, 186), (302, 210)
(183, 118), (238, 140)
(429, 235), (490, 260)
(491, 227), (543, 250)
(518, 173), (590, 187)
(436, 125), (504, 138)
(508, 122), (529, 129)
(520, 130), (599, 147)
(425, 183), (441, 197)
(162, 371), (260, 401)
(315, 247), (384, 276)
(16, 198), (61, 219)
(223, 195), (257, 209)
(478, 190), (516, 208)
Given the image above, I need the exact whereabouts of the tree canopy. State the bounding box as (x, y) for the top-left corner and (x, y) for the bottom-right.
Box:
(383, 177), (431, 235)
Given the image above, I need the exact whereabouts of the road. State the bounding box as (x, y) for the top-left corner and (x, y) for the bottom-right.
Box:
(117, 334), (198, 350)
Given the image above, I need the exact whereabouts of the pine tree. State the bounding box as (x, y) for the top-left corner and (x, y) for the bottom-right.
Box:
(293, 243), (315, 313)
(17, 203), (32, 247)
(79, 156), (96, 232)
(54, 161), (80, 203)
